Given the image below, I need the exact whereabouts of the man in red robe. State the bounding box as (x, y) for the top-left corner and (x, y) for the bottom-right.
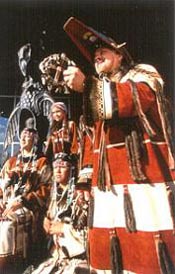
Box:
(60, 17), (175, 274)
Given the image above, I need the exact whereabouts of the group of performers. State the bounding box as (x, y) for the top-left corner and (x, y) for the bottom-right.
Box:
(0, 16), (175, 274)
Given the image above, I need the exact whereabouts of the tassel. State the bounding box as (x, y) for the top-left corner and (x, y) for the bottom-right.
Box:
(166, 182), (175, 234)
(109, 229), (123, 274)
(97, 122), (111, 191)
(97, 130), (106, 191)
(123, 185), (137, 232)
(155, 87), (175, 170)
(88, 193), (95, 229)
(129, 80), (156, 138)
(125, 134), (138, 181)
(154, 234), (174, 274)
(125, 133), (146, 182)
(131, 130), (147, 181)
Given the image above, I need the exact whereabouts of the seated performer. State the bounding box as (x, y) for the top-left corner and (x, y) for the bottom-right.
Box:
(32, 152), (89, 274)
(45, 102), (79, 163)
(0, 117), (51, 273)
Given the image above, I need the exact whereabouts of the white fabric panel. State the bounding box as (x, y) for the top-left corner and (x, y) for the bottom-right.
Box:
(58, 223), (86, 258)
(0, 208), (34, 257)
(103, 78), (113, 120)
(93, 182), (174, 231)
(93, 185), (125, 228)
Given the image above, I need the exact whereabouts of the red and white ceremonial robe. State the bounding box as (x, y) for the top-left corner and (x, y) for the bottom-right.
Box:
(83, 64), (175, 274)
(89, 182), (175, 274)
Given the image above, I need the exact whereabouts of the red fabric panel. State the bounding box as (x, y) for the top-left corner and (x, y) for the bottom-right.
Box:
(89, 228), (111, 270)
(92, 141), (174, 186)
(81, 133), (93, 167)
(89, 227), (175, 274)
(117, 82), (156, 118)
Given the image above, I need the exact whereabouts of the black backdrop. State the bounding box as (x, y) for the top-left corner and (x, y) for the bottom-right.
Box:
(0, 0), (174, 123)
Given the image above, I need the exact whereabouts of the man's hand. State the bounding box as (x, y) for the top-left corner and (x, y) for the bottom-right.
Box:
(63, 66), (86, 92)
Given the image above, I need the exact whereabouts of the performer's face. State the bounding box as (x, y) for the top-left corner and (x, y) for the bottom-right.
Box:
(51, 106), (65, 122)
(53, 160), (71, 186)
(20, 129), (35, 151)
(94, 47), (123, 75)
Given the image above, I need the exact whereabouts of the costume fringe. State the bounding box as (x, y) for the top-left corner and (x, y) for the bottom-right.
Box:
(129, 80), (156, 138)
(125, 130), (147, 182)
(123, 184), (137, 232)
(166, 182), (175, 233)
(155, 84), (175, 170)
(97, 122), (111, 191)
(88, 194), (94, 228)
(130, 79), (175, 170)
(97, 133), (106, 191)
(109, 229), (123, 274)
(78, 115), (87, 170)
(155, 234), (174, 274)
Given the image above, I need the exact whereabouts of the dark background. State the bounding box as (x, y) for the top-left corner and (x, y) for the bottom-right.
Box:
(0, 0), (174, 121)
